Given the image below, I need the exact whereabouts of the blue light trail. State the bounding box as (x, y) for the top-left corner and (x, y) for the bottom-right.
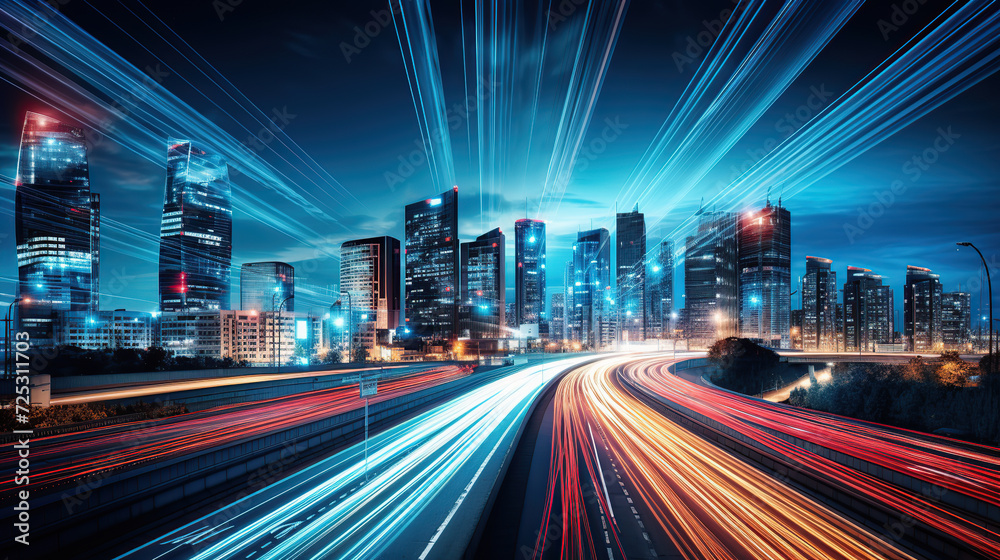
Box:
(115, 356), (595, 560)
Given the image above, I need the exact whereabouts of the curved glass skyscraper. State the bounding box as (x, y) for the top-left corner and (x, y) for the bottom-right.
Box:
(15, 112), (100, 345)
(158, 140), (232, 312)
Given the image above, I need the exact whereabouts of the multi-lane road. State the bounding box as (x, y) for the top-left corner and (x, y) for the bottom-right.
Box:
(10, 352), (999, 559)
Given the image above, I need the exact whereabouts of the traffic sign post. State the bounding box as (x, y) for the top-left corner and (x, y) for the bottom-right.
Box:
(359, 371), (379, 482)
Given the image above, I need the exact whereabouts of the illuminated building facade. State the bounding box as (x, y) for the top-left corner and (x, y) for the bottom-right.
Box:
(158, 140), (232, 313)
(404, 187), (459, 340)
(802, 256), (837, 351)
(514, 219), (546, 330)
(738, 201), (791, 348)
(685, 211), (738, 346)
(341, 236), (401, 349)
(570, 228), (611, 348)
(460, 228), (505, 339)
(646, 240), (674, 338)
(616, 205), (646, 342)
(550, 292), (566, 342)
(15, 112), (100, 345)
(241, 262), (294, 313)
(942, 291), (971, 351)
(904, 265), (942, 352)
(54, 310), (155, 350)
(844, 266), (894, 352)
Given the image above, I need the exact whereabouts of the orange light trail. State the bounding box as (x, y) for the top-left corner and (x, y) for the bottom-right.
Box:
(536, 357), (915, 560)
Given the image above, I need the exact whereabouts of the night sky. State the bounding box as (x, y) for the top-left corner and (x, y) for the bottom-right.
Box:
(1, 0), (997, 328)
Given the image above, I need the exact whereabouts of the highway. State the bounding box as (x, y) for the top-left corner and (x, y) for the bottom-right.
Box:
(527, 355), (916, 560)
(0, 365), (469, 498)
(50, 364), (426, 406)
(113, 355), (595, 560)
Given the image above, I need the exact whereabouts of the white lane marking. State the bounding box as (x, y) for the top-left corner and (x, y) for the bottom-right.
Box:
(417, 408), (520, 560)
(588, 422), (615, 520)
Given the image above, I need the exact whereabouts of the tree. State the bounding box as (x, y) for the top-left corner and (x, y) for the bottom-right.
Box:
(936, 352), (975, 388)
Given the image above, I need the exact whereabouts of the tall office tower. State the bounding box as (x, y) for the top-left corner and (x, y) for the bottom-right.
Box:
(460, 228), (505, 339)
(646, 240), (674, 338)
(616, 205), (646, 342)
(790, 309), (803, 350)
(15, 112), (101, 345)
(844, 266), (895, 352)
(550, 292), (566, 342)
(514, 219), (546, 331)
(942, 292), (971, 351)
(504, 302), (518, 332)
(564, 260), (577, 341)
(802, 256), (837, 351)
(240, 262), (295, 312)
(158, 139), (232, 313)
(738, 201), (791, 348)
(341, 236), (402, 349)
(904, 265), (943, 352)
(684, 211), (738, 346)
(404, 187), (459, 340)
(570, 228), (611, 348)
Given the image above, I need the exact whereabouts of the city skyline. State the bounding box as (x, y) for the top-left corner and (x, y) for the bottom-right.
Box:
(0, 1), (997, 325)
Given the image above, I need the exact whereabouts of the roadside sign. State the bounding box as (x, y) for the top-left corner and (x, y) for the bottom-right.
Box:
(360, 378), (378, 398)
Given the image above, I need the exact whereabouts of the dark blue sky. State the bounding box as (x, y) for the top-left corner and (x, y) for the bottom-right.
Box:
(1, 0), (997, 328)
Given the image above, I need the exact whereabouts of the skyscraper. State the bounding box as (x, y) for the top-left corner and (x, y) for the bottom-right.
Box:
(904, 265), (942, 352)
(802, 256), (836, 351)
(158, 139), (232, 312)
(341, 236), (401, 349)
(404, 187), (459, 340)
(738, 201), (791, 348)
(550, 292), (566, 342)
(460, 228), (505, 339)
(564, 260), (577, 342)
(570, 228), (611, 348)
(514, 219), (546, 330)
(844, 266), (894, 352)
(241, 262), (294, 312)
(942, 292), (971, 351)
(15, 112), (100, 345)
(616, 205), (646, 342)
(646, 240), (674, 338)
(685, 211), (738, 346)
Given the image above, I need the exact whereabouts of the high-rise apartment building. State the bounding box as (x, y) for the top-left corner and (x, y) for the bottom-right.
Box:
(646, 240), (674, 338)
(942, 291), (971, 351)
(844, 266), (894, 352)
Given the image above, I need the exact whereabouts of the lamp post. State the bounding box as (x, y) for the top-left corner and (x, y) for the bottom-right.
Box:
(275, 295), (294, 372)
(4, 297), (24, 380)
(958, 242), (992, 375)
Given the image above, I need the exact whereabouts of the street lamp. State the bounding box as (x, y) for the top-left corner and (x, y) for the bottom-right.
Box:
(957, 242), (992, 375)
